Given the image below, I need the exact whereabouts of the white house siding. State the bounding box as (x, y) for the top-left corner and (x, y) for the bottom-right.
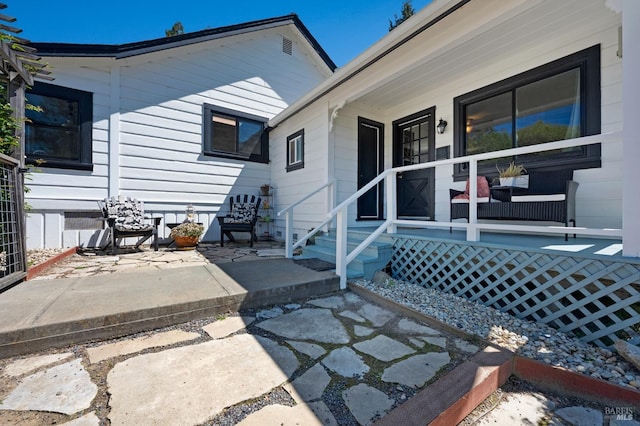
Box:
(27, 24), (332, 249)
(269, 101), (330, 241)
(273, 0), (623, 236)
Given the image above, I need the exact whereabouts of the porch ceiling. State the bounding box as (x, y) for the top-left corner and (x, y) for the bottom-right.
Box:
(351, 0), (618, 111)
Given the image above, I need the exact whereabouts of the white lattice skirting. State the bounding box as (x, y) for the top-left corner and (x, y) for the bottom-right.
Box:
(391, 236), (640, 348)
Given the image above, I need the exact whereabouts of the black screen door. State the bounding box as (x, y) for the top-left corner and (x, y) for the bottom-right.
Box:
(393, 107), (435, 219)
(357, 117), (384, 219)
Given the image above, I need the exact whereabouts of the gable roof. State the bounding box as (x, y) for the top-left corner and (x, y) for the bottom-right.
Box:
(30, 14), (336, 71)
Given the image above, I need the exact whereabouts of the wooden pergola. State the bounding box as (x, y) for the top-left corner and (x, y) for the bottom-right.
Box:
(0, 3), (51, 289)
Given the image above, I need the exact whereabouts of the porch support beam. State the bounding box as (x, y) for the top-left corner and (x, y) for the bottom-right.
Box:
(622, 0), (640, 258)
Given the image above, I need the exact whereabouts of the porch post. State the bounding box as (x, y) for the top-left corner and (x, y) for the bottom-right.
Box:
(284, 211), (293, 258)
(622, 0), (640, 258)
(385, 172), (397, 234)
(335, 209), (348, 289)
(466, 159), (480, 241)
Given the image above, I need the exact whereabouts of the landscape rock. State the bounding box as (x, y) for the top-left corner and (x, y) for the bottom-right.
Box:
(614, 340), (640, 372)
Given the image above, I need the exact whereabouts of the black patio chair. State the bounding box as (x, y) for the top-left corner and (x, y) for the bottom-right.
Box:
(98, 196), (162, 254)
(217, 194), (261, 247)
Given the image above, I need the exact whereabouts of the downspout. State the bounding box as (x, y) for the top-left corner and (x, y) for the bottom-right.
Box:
(108, 63), (121, 197)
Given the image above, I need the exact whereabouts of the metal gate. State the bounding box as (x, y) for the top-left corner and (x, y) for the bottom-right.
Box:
(0, 153), (25, 290)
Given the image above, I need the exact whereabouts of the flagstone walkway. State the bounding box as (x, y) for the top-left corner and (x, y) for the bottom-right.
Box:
(0, 291), (481, 425)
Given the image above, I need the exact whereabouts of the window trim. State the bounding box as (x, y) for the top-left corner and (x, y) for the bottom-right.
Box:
(25, 82), (93, 171)
(453, 45), (601, 180)
(286, 129), (304, 172)
(202, 104), (269, 163)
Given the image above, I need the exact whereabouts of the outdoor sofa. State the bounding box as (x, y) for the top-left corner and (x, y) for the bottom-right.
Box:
(450, 169), (578, 239)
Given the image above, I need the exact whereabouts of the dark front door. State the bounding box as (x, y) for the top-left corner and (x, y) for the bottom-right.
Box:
(393, 107), (436, 219)
(357, 117), (384, 219)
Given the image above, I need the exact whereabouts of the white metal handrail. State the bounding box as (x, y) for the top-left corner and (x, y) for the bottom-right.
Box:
(325, 132), (622, 289)
(277, 179), (335, 257)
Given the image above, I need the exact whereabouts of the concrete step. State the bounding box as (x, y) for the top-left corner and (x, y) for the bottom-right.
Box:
(301, 228), (393, 280)
(0, 259), (340, 358)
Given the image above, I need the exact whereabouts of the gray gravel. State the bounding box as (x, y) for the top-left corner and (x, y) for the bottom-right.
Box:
(355, 278), (640, 391)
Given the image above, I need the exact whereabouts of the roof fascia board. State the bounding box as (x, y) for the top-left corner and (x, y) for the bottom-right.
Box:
(114, 21), (291, 59)
(31, 14), (335, 70)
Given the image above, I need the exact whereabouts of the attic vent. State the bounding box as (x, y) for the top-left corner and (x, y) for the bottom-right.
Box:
(64, 211), (104, 230)
(282, 37), (293, 55)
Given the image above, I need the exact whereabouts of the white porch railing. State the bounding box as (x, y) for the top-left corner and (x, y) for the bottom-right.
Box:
(283, 132), (623, 289)
(277, 179), (336, 258)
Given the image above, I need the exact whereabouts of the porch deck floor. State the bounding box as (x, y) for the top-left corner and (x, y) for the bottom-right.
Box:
(360, 226), (627, 261)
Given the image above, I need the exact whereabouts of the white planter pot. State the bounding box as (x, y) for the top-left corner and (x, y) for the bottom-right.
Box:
(499, 175), (529, 188)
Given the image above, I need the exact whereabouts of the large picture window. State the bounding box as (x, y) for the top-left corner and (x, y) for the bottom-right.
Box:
(453, 45), (601, 178)
(203, 104), (268, 163)
(25, 83), (93, 170)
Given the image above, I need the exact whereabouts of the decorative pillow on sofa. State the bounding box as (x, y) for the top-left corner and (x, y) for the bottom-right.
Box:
(224, 202), (256, 223)
(452, 176), (490, 202)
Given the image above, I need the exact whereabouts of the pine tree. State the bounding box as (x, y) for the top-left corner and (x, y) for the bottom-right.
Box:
(389, 0), (415, 31)
(165, 22), (185, 37)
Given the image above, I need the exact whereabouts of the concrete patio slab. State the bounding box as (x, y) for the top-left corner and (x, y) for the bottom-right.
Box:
(353, 335), (416, 362)
(284, 363), (331, 403)
(357, 303), (395, 327)
(2, 359), (97, 415)
(322, 347), (369, 378)
(236, 402), (335, 426)
(382, 352), (452, 388)
(202, 316), (254, 339)
(285, 340), (326, 359)
(343, 383), (394, 425)
(86, 329), (200, 363)
(3, 352), (74, 377)
(107, 334), (298, 425)
(256, 308), (350, 344)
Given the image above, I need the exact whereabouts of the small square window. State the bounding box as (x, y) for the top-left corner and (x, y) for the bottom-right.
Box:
(203, 104), (268, 163)
(286, 129), (304, 172)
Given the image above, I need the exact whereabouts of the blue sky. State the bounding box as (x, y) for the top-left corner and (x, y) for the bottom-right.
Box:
(9, 0), (432, 68)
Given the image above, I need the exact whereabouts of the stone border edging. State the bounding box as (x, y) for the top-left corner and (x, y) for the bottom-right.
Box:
(349, 282), (640, 425)
(26, 247), (78, 280)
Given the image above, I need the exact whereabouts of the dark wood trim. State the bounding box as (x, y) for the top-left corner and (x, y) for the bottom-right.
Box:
(26, 82), (93, 170)
(286, 128), (305, 172)
(453, 45), (601, 181)
(357, 117), (384, 220)
(202, 103), (269, 164)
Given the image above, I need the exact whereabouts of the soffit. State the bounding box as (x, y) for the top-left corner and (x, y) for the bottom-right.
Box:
(351, 0), (618, 111)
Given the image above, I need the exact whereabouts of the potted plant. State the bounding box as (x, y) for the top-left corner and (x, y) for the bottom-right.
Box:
(170, 222), (204, 250)
(260, 184), (271, 196)
(496, 162), (529, 188)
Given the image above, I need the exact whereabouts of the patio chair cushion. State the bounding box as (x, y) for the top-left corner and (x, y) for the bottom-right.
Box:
(452, 176), (491, 201)
(223, 202), (256, 224)
(103, 197), (153, 232)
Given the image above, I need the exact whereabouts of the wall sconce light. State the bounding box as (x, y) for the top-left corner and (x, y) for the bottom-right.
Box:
(437, 118), (447, 134)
